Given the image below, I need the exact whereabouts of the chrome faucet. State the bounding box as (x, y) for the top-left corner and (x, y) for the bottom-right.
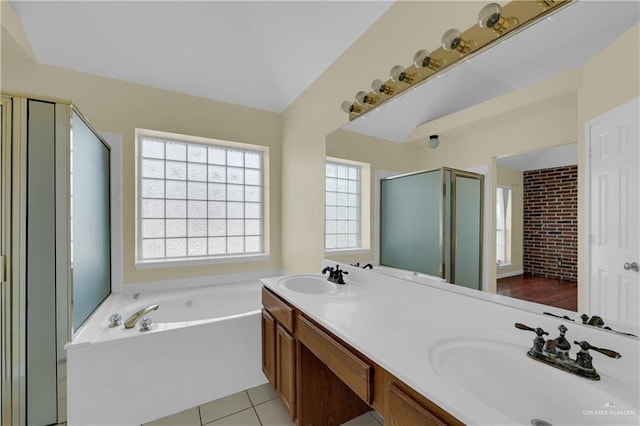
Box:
(515, 322), (621, 380)
(124, 304), (159, 329)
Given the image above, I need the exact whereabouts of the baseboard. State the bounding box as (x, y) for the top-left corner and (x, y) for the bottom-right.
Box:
(497, 269), (524, 279)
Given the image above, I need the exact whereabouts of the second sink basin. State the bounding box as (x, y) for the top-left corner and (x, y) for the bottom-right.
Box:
(428, 338), (638, 425)
(278, 275), (338, 294)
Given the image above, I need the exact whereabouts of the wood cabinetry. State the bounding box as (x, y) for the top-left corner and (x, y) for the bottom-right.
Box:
(261, 288), (296, 420)
(261, 286), (462, 426)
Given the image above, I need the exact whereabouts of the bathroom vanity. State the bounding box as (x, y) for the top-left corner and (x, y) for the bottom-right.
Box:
(260, 265), (639, 425)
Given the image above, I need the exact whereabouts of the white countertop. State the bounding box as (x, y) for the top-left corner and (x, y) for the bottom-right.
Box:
(260, 264), (640, 425)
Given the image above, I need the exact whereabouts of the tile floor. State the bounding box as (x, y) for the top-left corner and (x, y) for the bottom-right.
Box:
(144, 382), (383, 426)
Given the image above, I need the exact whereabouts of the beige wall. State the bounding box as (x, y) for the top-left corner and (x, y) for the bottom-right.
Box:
(496, 166), (523, 278)
(2, 9), (282, 284)
(326, 129), (421, 265)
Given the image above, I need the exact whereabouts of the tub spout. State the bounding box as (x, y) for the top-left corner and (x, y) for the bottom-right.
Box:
(124, 304), (159, 329)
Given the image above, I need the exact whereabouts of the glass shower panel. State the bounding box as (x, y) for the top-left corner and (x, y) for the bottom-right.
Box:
(71, 111), (111, 331)
(380, 170), (442, 276)
(453, 175), (482, 290)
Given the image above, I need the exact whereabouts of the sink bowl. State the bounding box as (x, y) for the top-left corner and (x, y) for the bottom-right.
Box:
(429, 338), (638, 425)
(278, 275), (338, 294)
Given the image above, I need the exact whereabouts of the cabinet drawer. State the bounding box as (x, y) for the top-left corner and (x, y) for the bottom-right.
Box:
(297, 315), (372, 404)
(262, 287), (294, 333)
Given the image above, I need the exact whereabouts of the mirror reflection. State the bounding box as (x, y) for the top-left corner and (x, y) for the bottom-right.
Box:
(326, 4), (639, 334)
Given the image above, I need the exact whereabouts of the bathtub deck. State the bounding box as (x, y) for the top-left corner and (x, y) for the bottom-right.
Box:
(143, 382), (384, 426)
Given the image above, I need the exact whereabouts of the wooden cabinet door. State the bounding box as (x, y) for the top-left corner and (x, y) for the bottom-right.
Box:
(387, 383), (448, 426)
(261, 310), (276, 386)
(276, 324), (296, 420)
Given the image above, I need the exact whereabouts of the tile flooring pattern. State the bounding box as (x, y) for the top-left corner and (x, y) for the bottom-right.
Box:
(144, 383), (384, 426)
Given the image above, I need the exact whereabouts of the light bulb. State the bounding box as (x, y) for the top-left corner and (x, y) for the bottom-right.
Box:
(355, 91), (376, 105)
(390, 65), (414, 84)
(341, 101), (353, 113)
(428, 135), (440, 149)
(478, 3), (512, 33)
(413, 49), (441, 71)
(371, 78), (393, 95)
(441, 28), (471, 54)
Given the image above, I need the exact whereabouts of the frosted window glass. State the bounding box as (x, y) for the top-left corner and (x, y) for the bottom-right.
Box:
(188, 163), (207, 182)
(143, 159), (164, 178)
(246, 220), (260, 235)
(166, 200), (186, 218)
(245, 186), (260, 202)
(228, 236), (244, 253)
(227, 184), (244, 201)
(228, 219), (244, 235)
(188, 182), (207, 200)
(188, 219), (207, 237)
(209, 237), (226, 254)
(208, 219), (226, 236)
(188, 238), (207, 256)
(142, 219), (164, 238)
(208, 165), (226, 182)
(166, 219), (187, 237)
(326, 163), (337, 177)
(326, 221), (336, 234)
(142, 139), (165, 158)
(228, 150), (244, 166)
(208, 201), (226, 218)
(188, 145), (207, 163)
(143, 239), (164, 258)
(245, 236), (260, 252)
(228, 202), (244, 218)
(142, 199), (164, 218)
(227, 167), (244, 184)
(187, 200), (207, 218)
(166, 180), (186, 199)
(209, 183), (226, 200)
(208, 148), (226, 164)
(166, 142), (186, 161)
(245, 152), (260, 168)
(71, 110), (111, 331)
(142, 179), (164, 198)
(166, 161), (186, 180)
(326, 235), (336, 249)
(139, 135), (264, 260)
(245, 203), (260, 218)
(166, 238), (187, 257)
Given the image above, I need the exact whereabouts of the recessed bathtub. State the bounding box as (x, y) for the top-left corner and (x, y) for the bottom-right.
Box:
(67, 280), (269, 426)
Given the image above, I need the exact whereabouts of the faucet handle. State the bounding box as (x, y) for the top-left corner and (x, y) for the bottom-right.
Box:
(109, 313), (122, 328)
(515, 323), (548, 337)
(139, 317), (153, 332)
(574, 340), (621, 359)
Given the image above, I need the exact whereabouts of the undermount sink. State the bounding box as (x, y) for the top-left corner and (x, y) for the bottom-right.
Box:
(429, 338), (638, 425)
(278, 275), (338, 294)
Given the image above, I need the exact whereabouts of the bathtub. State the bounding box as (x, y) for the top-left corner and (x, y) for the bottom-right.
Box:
(67, 280), (268, 426)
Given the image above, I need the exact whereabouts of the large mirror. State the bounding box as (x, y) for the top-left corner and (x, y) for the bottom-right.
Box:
(326, 1), (639, 334)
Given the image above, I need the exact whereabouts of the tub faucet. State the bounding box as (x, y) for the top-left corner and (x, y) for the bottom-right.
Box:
(124, 304), (159, 329)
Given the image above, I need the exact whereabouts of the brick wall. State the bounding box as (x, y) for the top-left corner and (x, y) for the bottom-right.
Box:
(523, 165), (578, 282)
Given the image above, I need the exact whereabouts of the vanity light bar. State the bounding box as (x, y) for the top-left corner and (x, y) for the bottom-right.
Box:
(341, 0), (572, 121)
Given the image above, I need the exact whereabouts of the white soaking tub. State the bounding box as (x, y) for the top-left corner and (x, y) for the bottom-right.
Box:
(67, 280), (268, 426)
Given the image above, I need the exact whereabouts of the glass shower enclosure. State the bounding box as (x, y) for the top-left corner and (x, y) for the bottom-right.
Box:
(380, 167), (484, 290)
(0, 94), (112, 425)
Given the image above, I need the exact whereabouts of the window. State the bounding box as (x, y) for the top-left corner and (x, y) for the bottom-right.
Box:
(137, 129), (266, 265)
(496, 186), (512, 266)
(325, 159), (362, 250)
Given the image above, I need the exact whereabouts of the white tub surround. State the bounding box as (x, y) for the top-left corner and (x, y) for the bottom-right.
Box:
(261, 264), (639, 425)
(67, 281), (268, 426)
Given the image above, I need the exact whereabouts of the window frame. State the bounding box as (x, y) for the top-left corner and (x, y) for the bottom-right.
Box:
(496, 185), (512, 267)
(135, 128), (269, 269)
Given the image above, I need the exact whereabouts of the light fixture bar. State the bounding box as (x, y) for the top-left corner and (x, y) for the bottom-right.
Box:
(343, 0), (572, 121)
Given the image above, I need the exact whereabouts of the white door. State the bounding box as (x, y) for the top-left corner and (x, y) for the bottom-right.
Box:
(589, 97), (639, 327)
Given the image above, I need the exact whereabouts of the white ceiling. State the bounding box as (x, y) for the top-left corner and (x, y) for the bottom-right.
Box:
(497, 144), (577, 172)
(343, 0), (640, 143)
(10, 0), (393, 113)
